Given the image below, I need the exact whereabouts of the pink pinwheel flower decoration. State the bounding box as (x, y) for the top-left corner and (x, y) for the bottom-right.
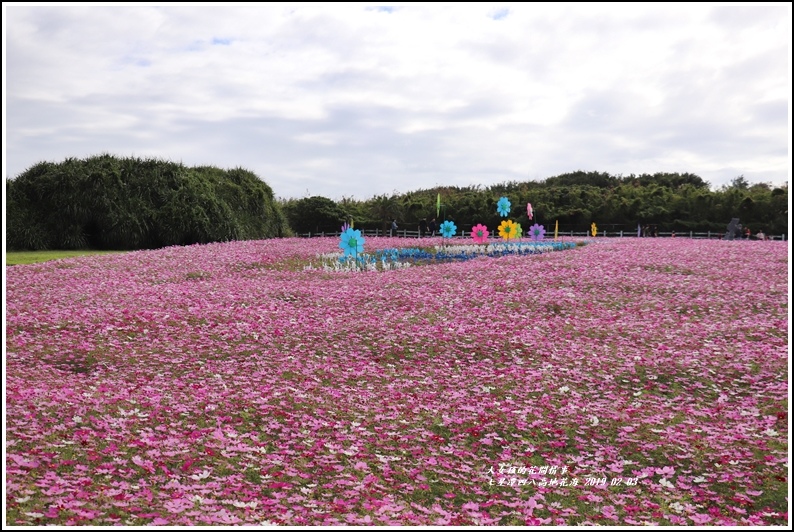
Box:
(471, 224), (489, 244)
(527, 203), (533, 220)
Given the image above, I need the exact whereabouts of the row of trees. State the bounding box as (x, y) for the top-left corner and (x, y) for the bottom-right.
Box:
(7, 154), (291, 250)
(7, 160), (787, 251)
(280, 172), (789, 236)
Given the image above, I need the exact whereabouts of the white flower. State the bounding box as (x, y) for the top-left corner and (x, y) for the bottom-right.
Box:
(190, 470), (211, 480)
(558, 386), (570, 394)
(25, 512), (44, 518)
(72, 415), (82, 423)
(15, 496), (31, 503)
(590, 416), (599, 426)
(762, 428), (779, 437)
(659, 478), (674, 489)
(231, 500), (258, 509)
(693, 476), (707, 483)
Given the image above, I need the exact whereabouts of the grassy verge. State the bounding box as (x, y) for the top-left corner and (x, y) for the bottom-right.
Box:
(5, 250), (126, 266)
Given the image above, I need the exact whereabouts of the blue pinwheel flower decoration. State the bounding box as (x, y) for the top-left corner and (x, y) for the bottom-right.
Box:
(497, 197), (511, 217)
(339, 228), (365, 257)
(440, 220), (457, 239)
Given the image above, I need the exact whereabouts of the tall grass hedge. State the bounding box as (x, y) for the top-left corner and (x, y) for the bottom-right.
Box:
(6, 154), (291, 250)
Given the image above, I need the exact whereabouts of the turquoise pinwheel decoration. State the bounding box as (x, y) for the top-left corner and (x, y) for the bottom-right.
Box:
(440, 220), (457, 239)
(339, 228), (365, 257)
(497, 197), (511, 217)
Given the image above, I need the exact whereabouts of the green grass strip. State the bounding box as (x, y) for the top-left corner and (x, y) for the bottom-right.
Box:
(5, 250), (126, 266)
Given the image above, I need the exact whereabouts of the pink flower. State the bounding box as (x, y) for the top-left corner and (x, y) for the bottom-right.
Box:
(690, 513), (713, 525)
(462, 501), (479, 512)
(471, 224), (489, 244)
(601, 505), (619, 521)
(655, 466), (675, 477)
(526, 517), (552, 525)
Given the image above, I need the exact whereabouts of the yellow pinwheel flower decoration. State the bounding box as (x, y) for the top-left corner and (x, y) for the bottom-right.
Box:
(498, 219), (519, 241)
(591, 222), (598, 237)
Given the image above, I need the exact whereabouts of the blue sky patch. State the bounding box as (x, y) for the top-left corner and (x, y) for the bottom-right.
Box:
(490, 8), (509, 20)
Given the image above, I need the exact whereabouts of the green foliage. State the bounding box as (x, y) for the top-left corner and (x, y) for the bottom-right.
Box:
(367, 194), (403, 232)
(6, 250), (125, 266)
(544, 170), (619, 188)
(276, 172), (787, 236)
(726, 175), (751, 190)
(281, 196), (350, 234)
(6, 154), (291, 251)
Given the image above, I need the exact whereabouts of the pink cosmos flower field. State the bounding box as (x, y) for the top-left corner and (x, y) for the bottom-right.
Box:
(5, 237), (789, 526)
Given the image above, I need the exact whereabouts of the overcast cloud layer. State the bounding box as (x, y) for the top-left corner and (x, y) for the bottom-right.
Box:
(4, 3), (792, 200)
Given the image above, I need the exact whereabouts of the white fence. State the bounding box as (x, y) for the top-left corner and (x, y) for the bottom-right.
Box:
(299, 229), (786, 241)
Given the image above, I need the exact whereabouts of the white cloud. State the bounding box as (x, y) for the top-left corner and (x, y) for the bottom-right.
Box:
(4, 3), (791, 199)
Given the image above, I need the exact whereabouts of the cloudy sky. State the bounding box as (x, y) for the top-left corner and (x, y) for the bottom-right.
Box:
(4, 3), (791, 200)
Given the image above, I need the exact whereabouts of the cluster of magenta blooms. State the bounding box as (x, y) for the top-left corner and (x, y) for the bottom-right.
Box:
(5, 236), (788, 526)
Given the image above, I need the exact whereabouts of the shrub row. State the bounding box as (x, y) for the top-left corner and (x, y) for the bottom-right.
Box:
(7, 154), (291, 250)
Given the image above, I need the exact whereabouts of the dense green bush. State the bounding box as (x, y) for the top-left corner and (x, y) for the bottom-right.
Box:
(281, 196), (350, 234)
(6, 154), (291, 250)
(291, 171), (787, 236)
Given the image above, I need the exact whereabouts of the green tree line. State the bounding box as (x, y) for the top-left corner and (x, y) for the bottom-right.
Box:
(7, 160), (788, 251)
(280, 171), (788, 237)
(6, 154), (291, 250)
